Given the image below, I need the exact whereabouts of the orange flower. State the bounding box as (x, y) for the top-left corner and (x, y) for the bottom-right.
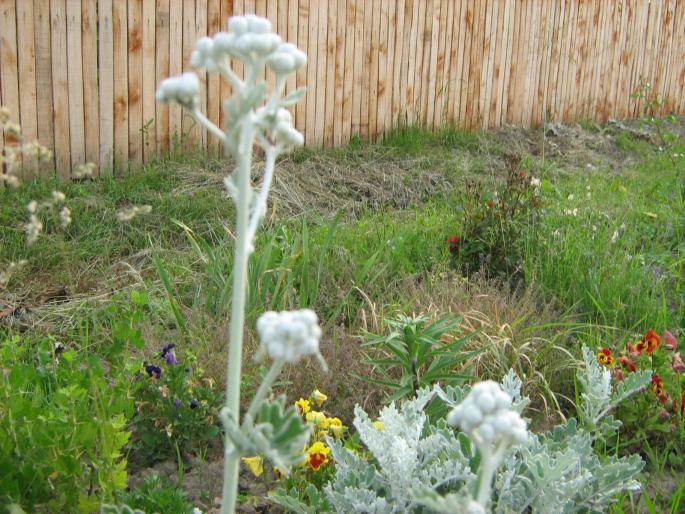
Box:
(596, 348), (614, 366)
(617, 355), (637, 373)
(643, 329), (661, 353)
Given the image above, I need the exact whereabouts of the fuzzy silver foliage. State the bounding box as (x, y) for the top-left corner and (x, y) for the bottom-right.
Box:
(272, 346), (648, 513)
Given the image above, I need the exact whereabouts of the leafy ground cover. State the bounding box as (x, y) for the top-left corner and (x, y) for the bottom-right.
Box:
(1, 117), (684, 513)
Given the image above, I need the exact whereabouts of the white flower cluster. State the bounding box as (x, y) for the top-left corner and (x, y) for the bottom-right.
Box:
(447, 381), (528, 446)
(115, 204), (152, 222)
(156, 72), (200, 109)
(190, 15), (306, 75)
(256, 309), (322, 363)
(257, 107), (304, 148)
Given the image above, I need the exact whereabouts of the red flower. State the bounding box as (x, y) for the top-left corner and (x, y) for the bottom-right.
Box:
(446, 235), (460, 254)
(663, 330), (678, 351)
(617, 355), (637, 373)
(596, 348), (614, 366)
(486, 200), (494, 209)
(671, 352), (685, 373)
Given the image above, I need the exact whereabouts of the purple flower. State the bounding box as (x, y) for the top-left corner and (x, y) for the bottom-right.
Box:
(145, 364), (162, 379)
(190, 399), (199, 409)
(173, 398), (182, 408)
(160, 344), (178, 366)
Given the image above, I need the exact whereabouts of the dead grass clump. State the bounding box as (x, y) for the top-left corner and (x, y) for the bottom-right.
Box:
(404, 271), (579, 428)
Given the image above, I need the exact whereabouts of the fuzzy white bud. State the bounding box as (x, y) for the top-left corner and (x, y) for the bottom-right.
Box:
(447, 381), (528, 447)
(256, 309), (322, 363)
(156, 72), (200, 109)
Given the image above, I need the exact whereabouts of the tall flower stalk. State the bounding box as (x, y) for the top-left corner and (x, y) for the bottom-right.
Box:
(157, 14), (316, 514)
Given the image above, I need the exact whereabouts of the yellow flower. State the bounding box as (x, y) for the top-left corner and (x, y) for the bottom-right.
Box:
(327, 417), (345, 438)
(306, 410), (329, 428)
(310, 389), (328, 407)
(241, 456), (264, 477)
(373, 420), (384, 431)
(306, 441), (330, 470)
(295, 398), (311, 415)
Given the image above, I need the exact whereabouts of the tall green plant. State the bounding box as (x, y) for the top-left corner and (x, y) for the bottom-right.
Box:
(155, 15), (321, 513)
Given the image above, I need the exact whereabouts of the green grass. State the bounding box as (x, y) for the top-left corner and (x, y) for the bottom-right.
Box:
(2, 119), (685, 512)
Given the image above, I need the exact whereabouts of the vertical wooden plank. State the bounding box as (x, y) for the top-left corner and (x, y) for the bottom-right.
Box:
(489, 0), (505, 127)
(332, 0), (346, 145)
(519, 0), (535, 126)
(405, 0), (419, 123)
(195, 0), (207, 149)
(341, 0), (356, 142)
(540, 0), (559, 123)
(99, 0), (114, 173)
(384, 0), (395, 133)
(285, 0), (297, 126)
(112, 0), (128, 173)
(1, 0), (20, 168)
(127, 0), (143, 166)
(295, 0), (308, 135)
(360, 0), (371, 137)
(220, 0), (234, 129)
(305, 0), (319, 144)
(666, 1), (684, 113)
(530, 0), (546, 126)
(315, 0), (328, 145)
(505, 0), (521, 124)
(482, 0), (497, 128)
(593, 0), (610, 120)
(207, 0), (221, 155)
(498, 0), (514, 124)
(17, 0), (38, 175)
(156, 0), (170, 154)
(424, 0), (439, 128)
(494, 0), (511, 125)
(34, 0), (55, 171)
(82, 0), (99, 167)
(141, 1), (156, 161)
(561, 0), (579, 121)
(465, 0), (483, 127)
(376, 0), (388, 138)
(66, 0), (84, 168)
(397, 0), (411, 125)
(616, 1), (634, 119)
(606, 0), (624, 119)
(459, 0), (474, 127)
(549, 0), (568, 121)
(181, 0), (197, 146)
(368, 0), (379, 140)
(438, 0), (453, 125)
(304, 0), (318, 143)
(419, 0), (433, 126)
(49, 0), (70, 177)
(449, 0), (466, 125)
(411, 0), (426, 124)
(323, 0), (336, 147)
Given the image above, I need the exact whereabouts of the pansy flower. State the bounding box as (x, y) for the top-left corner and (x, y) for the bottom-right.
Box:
(327, 417), (345, 438)
(241, 456), (264, 477)
(596, 348), (614, 367)
(160, 344), (178, 365)
(295, 398), (310, 415)
(651, 374), (664, 396)
(145, 364), (162, 379)
(190, 399), (199, 409)
(636, 329), (660, 353)
(306, 441), (330, 471)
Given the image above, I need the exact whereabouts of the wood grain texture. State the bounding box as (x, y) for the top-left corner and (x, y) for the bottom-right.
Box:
(5, 0), (685, 178)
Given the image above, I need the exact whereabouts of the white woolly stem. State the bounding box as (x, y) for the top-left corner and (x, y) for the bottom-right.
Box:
(246, 145), (278, 245)
(475, 441), (507, 509)
(244, 358), (285, 422)
(217, 62), (245, 92)
(221, 103), (256, 514)
(192, 109), (227, 141)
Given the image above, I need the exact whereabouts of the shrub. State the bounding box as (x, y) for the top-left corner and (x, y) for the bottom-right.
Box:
(450, 153), (542, 280)
(0, 337), (133, 513)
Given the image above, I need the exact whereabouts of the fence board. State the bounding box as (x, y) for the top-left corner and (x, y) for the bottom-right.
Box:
(49, 0), (69, 177)
(4, 0), (685, 178)
(34, 0), (54, 165)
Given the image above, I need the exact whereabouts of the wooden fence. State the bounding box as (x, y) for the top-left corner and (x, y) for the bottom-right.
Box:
(1, 0), (684, 179)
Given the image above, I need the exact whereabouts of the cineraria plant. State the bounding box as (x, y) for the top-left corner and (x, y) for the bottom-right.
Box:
(273, 347), (648, 513)
(155, 14), (320, 514)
